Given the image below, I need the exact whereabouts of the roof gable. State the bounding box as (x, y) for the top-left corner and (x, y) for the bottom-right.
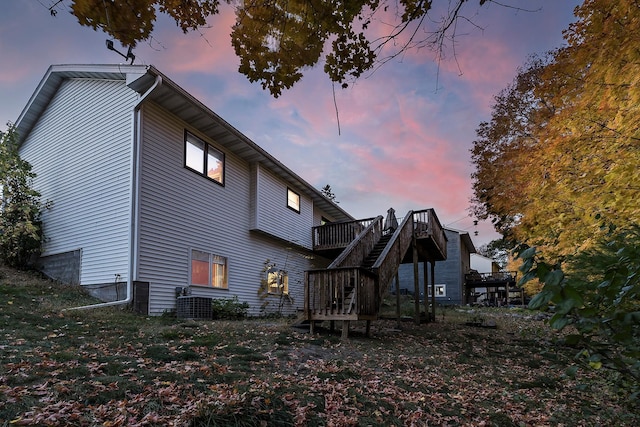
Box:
(16, 64), (353, 222)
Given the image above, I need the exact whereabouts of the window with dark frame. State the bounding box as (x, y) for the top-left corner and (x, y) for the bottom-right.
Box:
(287, 188), (300, 213)
(184, 132), (224, 185)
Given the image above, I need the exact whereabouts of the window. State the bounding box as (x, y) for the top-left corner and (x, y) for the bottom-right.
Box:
(267, 269), (289, 295)
(185, 132), (224, 185)
(190, 249), (228, 289)
(427, 284), (447, 297)
(287, 188), (300, 213)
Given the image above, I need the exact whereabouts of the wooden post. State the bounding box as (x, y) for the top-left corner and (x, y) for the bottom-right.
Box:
(342, 320), (350, 340)
(365, 320), (371, 337)
(395, 272), (401, 329)
(430, 261), (436, 322)
(423, 260), (429, 322)
(310, 320), (315, 335)
(506, 279), (510, 307)
(413, 236), (420, 325)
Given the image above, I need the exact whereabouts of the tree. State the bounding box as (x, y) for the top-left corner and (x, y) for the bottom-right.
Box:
(0, 124), (46, 269)
(471, 0), (640, 259)
(470, 54), (556, 248)
(51, 0), (514, 97)
(476, 238), (511, 269)
(320, 184), (338, 203)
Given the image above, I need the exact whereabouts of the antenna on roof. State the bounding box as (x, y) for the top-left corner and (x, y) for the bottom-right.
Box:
(105, 40), (136, 64)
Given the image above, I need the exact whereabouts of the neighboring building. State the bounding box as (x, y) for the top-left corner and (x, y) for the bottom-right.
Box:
(395, 228), (475, 305)
(470, 253), (500, 274)
(15, 64), (355, 316)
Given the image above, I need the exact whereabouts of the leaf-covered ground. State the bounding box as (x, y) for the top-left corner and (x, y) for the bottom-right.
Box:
(1, 266), (637, 426)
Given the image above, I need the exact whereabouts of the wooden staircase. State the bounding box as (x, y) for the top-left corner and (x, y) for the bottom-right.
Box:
(305, 209), (447, 337)
(361, 234), (393, 269)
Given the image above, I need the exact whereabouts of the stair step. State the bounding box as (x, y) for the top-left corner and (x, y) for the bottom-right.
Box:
(362, 234), (393, 268)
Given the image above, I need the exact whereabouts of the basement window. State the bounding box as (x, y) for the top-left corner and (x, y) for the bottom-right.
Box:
(190, 249), (228, 289)
(185, 132), (225, 185)
(266, 269), (289, 295)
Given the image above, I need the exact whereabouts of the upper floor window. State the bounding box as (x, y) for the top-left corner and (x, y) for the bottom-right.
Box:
(190, 249), (228, 289)
(287, 188), (300, 213)
(185, 132), (224, 185)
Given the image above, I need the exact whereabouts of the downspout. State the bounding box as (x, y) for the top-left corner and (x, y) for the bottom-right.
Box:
(65, 74), (162, 311)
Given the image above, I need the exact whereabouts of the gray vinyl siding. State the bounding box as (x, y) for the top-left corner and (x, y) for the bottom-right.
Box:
(252, 164), (314, 249)
(137, 103), (320, 315)
(396, 229), (466, 304)
(18, 78), (136, 285)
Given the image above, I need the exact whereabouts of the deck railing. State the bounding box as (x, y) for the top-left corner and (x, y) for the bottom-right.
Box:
(305, 267), (378, 318)
(412, 209), (447, 259)
(465, 271), (518, 284)
(312, 217), (379, 251)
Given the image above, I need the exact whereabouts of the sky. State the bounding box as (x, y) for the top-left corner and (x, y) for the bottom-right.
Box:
(0, 1), (581, 248)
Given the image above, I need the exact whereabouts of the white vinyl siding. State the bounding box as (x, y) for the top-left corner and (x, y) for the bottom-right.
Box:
(136, 103), (322, 315)
(18, 78), (136, 285)
(251, 164), (314, 249)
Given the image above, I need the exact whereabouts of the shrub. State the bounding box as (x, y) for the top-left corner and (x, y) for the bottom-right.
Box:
(518, 226), (640, 399)
(211, 296), (249, 320)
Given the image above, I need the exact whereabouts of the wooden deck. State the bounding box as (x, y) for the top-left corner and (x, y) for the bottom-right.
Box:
(305, 209), (447, 335)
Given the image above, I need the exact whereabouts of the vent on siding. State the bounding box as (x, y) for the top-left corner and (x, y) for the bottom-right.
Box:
(176, 296), (213, 320)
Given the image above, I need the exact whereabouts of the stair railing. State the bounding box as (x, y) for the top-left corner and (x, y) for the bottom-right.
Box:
(327, 216), (383, 269)
(371, 210), (415, 300)
(305, 267), (377, 317)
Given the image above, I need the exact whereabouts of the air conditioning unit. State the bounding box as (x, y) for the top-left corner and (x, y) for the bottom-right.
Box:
(176, 296), (213, 320)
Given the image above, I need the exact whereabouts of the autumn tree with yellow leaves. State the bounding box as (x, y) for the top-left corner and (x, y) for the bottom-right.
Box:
(472, 0), (640, 397)
(472, 0), (640, 260)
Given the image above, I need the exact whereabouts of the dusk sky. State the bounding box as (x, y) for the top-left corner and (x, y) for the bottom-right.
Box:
(0, 1), (581, 248)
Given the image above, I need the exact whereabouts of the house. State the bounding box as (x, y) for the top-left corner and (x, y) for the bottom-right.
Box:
(15, 64), (355, 316)
(395, 228), (475, 305)
(15, 64), (451, 327)
(470, 253), (500, 274)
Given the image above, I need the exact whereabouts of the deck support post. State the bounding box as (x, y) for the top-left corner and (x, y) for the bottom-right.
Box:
(310, 320), (315, 335)
(506, 280), (510, 307)
(423, 260), (429, 322)
(413, 236), (420, 325)
(365, 320), (371, 337)
(430, 261), (436, 322)
(342, 320), (350, 340)
(395, 272), (401, 329)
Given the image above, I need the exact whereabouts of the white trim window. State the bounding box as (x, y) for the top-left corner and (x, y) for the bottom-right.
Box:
(428, 284), (447, 297)
(185, 132), (225, 185)
(287, 188), (300, 213)
(190, 249), (228, 289)
(267, 268), (289, 295)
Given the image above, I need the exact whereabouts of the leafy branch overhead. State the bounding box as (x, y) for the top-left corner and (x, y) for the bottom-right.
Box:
(52, 0), (503, 97)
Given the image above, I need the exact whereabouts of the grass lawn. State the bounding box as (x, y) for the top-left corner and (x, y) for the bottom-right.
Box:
(1, 265), (638, 426)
